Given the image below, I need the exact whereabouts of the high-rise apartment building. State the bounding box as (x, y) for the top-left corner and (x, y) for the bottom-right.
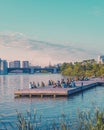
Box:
(14, 61), (20, 68)
(22, 61), (29, 68)
(9, 61), (14, 68)
(9, 60), (21, 68)
(0, 59), (8, 74)
(0, 59), (1, 73)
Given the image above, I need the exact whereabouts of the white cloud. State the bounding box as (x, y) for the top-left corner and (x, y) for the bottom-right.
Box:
(0, 32), (99, 66)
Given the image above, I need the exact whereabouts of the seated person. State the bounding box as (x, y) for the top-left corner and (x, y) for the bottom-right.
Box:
(33, 82), (37, 88)
(29, 82), (32, 89)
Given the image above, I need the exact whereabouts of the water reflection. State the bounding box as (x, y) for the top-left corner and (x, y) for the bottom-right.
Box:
(0, 74), (104, 128)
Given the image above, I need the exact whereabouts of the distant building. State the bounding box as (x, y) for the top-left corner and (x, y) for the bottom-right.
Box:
(81, 59), (96, 65)
(9, 61), (14, 68)
(0, 59), (1, 74)
(9, 60), (21, 68)
(98, 55), (104, 64)
(0, 59), (8, 74)
(14, 61), (20, 68)
(22, 61), (29, 68)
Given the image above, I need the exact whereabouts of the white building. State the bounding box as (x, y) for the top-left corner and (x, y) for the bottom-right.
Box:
(98, 55), (104, 64)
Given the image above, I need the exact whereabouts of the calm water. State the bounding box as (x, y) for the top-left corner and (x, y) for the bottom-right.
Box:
(0, 74), (104, 129)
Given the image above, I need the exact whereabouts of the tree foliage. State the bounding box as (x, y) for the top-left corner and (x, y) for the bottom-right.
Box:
(61, 59), (104, 78)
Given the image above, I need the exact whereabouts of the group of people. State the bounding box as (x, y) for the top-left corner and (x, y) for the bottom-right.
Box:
(29, 78), (76, 89)
(49, 79), (76, 88)
(29, 81), (45, 89)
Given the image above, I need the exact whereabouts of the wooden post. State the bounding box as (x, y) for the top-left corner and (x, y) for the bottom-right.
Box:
(41, 94), (43, 98)
(29, 94), (31, 98)
(53, 94), (56, 98)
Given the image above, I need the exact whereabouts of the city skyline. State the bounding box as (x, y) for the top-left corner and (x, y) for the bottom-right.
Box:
(0, 58), (59, 74)
(0, 0), (104, 66)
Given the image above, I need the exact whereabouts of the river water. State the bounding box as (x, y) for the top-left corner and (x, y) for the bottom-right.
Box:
(0, 74), (104, 129)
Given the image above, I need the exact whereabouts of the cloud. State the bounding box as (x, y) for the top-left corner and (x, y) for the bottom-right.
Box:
(0, 32), (99, 66)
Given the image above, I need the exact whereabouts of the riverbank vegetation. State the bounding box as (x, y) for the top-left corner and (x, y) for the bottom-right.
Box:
(1, 108), (104, 130)
(16, 109), (104, 130)
(60, 59), (104, 78)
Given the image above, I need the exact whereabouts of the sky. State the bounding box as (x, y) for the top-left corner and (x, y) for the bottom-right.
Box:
(0, 0), (104, 66)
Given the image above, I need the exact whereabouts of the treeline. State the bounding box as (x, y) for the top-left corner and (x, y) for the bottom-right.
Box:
(61, 59), (104, 78)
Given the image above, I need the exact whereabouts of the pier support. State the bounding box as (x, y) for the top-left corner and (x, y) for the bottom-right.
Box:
(53, 94), (56, 98)
(41, 94), (43, 98)
(29, 94), (32, 98)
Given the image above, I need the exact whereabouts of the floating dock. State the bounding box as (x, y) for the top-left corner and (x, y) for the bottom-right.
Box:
(14, 88), (72, 98)
(14, 78), (104, 98)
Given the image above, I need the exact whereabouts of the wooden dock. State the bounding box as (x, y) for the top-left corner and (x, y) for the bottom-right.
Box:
(14, 78), (104, 98)
(14, 88), (73, 98)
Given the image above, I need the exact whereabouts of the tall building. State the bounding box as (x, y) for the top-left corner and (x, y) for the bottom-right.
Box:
(0, 59), (8, 74)
(9, 61), (14, 68)
(0, 59), (2, 74)
(22, 61), (29, 68)
(9, 60), (21, 68)
(14, 61), (21, 68)
(98, 55), (104, 64)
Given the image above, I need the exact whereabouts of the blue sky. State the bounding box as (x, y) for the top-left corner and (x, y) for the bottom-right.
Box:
(0, 0), (104, 65)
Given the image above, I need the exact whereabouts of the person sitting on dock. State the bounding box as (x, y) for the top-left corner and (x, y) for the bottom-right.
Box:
(73, 81), (76, 87)
(70, 81), (76, 88)
(37, 82), (40, 88)
(57, 80), (61, 87)
(61, 79), (67, 88)
(41, 81), (45, 87)
(53, 83), (57, 88)
(48, 80), (52, 86)
(29, 82), (32, 89)
(33, 82), (37, 88)
(51, 80), (54, 85)
(61, 81), (64, 88)
(66, 78), (70, 87)
(61, 79), (64, 84)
